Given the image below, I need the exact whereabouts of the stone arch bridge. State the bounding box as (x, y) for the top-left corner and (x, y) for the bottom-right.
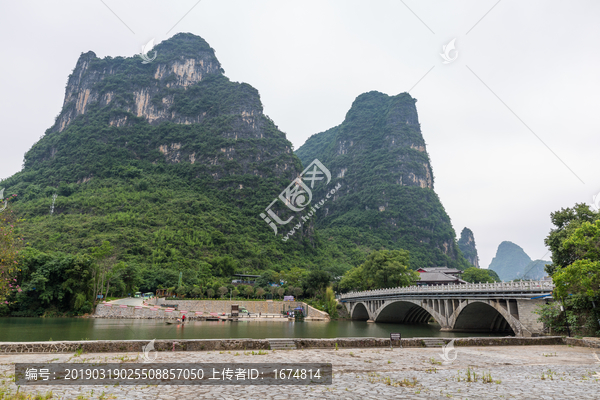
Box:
(339, 281), (554, 337)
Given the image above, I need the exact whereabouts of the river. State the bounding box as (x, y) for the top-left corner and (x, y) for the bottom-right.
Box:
(0, 318), (507, 342)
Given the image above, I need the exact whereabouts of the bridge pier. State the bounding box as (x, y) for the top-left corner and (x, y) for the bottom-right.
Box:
(341, 281), (553, 337)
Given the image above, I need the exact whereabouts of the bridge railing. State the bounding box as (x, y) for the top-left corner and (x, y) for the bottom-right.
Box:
(338, 280), (554, 300)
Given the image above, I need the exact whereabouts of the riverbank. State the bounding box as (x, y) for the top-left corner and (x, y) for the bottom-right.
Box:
(93, 298), (330, 321)
(1, 342), (598, 399)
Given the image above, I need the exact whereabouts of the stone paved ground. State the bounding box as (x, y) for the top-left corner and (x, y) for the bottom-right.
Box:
(1, 345), (599, 399)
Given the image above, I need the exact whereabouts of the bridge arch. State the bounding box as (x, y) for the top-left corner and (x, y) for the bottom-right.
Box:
(351, 302), (370, 321)
(453, 301), (516, 334)
(374, 300), (441, 325)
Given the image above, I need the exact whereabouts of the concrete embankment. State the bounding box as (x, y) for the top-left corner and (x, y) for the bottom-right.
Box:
(93, 299), (329, 320)
(0, 336), (571, 354)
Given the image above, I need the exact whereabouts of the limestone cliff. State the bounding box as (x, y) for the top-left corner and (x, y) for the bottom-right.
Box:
(295, 91), (469, 270)
(28, 33), (299, 184)
(4, 33), (313, 277)
(458, 227), (480, 268)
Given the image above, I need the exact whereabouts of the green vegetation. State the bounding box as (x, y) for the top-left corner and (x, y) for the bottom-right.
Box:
(0, 34), (354, 316)
(461, 267), (500, 284)
(457, 227), (479, 267)
(296, 91), (470, 271)
(0, 203), (22, 304)
(539, 203), (600, 336)
(0, 34), (472, 317)
(338, 249), (419, 292)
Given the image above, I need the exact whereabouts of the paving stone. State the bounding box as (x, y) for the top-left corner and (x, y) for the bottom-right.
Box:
(1, 345), (599, 399)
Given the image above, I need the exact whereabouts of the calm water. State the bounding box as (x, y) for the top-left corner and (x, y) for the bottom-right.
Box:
(0, 318), (507, 342)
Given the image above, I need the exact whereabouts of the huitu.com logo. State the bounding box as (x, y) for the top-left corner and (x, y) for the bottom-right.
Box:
(260, 159), (342, 241)
(592, 190), (600, 211)
(440, 339), (458, 365)
(0, 188), (7, 213)
(440, 38), (458, 64)
(141, 339), (158, 362)
(140, 39), (157, 64)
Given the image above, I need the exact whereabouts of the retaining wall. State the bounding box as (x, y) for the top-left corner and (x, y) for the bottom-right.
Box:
(0, 336), (566, 354)
(94, 300), (329, 320)
(564, 337), (600, 348)
(150, 299), (328, 318)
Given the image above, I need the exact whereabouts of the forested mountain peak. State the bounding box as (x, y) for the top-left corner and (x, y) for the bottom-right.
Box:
(1, 34), (312, 301)
(458, 227), (480, 268)
(296, 91), (469, 270)
(488, 241), (532, 281)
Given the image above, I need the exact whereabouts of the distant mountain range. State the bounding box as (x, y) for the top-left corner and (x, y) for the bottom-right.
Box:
(488, 241), (550, 281)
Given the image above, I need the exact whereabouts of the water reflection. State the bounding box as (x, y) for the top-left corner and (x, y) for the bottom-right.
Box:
(0, 318), (508, 342)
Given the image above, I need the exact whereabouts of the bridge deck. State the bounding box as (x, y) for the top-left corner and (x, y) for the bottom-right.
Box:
(339, 280), (554, 301)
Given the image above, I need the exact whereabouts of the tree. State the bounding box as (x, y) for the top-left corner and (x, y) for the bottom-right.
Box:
(15, 249), (94, 315)
(462, 267), (499, 283)
(244, 285), (254, 299)
(119, 263), (142, 296)
(210, 256), (238, 277)
(256, 270), (278, 287)
(206, 288), (215, 298)
(544, 203), (599, 276)
(218, 286), (228, 298)
(292, 287), (303, 298)
(544, 205), (600, 336)
(0, 206), (23, 304)
(231, 289), (240, 298)
(563, 220), (600, 262)
(550, 220), (600, 300)
(191, 285), (204, 298)
(277, 287), (285, 299)
(176, 285), (187, 298)
(90, 241), (116, 306)
(338, 266), (365, 292)
(361, 249), (417, 289)
(553, 259), (600, 299)
(281, 268), (306, 288)
(324, 286), (338, 319)
(255, 287), (265, 299)
(302, 271), (331, 297)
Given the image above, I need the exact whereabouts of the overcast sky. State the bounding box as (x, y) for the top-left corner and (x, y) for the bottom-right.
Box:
(1, 1), (599, 268)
